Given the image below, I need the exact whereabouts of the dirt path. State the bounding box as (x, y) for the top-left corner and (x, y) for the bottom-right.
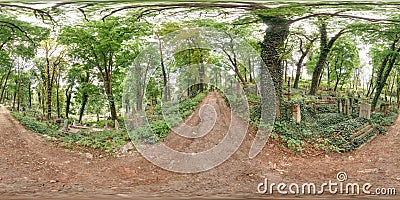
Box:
(0, 92), (399, 199)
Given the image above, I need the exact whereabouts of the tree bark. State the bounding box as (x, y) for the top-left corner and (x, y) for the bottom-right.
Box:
(0, 68), (12, 103)
(78, 71), (90, 123)
(259, 15), (290, 118)
(65, 85), (72, 119)
(372, 43), (400, 110)
(310, 23), (345, 95)
(157, 35), (169, 101)
(199, 51), (206, 92)
(78, 92), (88, 124)
(56, 73), (61, 118)
(294, 37), (314, 89)
(17, 70), (22, 112)
(28, 80), (32, 108)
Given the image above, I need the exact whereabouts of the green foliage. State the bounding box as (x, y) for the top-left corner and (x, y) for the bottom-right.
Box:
(132, 92), (208, 144)
(12, 112), (58, 136)
(12, 110), (129, 153)
(371, 112), (398, 126)
(62, 129), (130, 153)
(178, 92), (207, 119)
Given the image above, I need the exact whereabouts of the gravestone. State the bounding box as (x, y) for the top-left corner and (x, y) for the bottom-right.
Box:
(345, 98), (350, 115)
(293, 104), (301, 124)
(115, 120), (119, 130)
(359, 103), (371, 119)
(62, 119), (69, 132)
(104, 120), (109, 130)
(338, 100), (343, 113)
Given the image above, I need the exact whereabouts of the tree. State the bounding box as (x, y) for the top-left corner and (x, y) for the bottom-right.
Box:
(370, 33), (400, 110)
(259, 15), (290, 118)
(292, 31), (317, 89)
(59, 16), (150, 121)
(326, 37), (360, 91)
(36, 39), (67, 120)
(309, 19), (347, 95)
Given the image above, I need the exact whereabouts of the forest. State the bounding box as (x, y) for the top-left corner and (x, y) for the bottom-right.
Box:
(2, 1), (400, 199)
(1, 1), (400, 160)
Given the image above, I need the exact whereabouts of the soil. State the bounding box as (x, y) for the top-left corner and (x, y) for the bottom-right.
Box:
(0, 92), (399, 199)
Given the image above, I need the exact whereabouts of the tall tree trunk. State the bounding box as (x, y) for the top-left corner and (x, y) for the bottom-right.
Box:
(0, 74), (4, 94)
(157, 35), (169, 101)
(28, 81), (32, 108)
(318, 67), (324, 88)
(294, 52), (308, 89)
(135, 64), (143, 112)
(372, 44), (400, 110)
(0, 69), (12, 103)
(199, 51), (206, 92)
(17, 73), (21, 112)
(389, 74), (395, 103)
(78, 71), (90, 123)
(42, 86), (46, 115)
(78, 92), (88, 124)
(13, 82), (17, 109)
(65, 86), (72, 119)
(248, 57), (253, 83)
(46, 81), (52, 119)
(327, 66), (331, 89)
(56, 73), (61, 118)
(38, 90), (42, 110)
(105, 79), (117, 121)
(310, 23), (345, 95)
(259, 15), (290, 118)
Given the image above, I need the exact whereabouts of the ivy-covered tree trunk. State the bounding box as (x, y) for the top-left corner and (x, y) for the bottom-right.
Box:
(372, 43), (400, 110)
(310, 23), (344, 95)
(310, 23), (328, 95)
(259, 15), (290, 118)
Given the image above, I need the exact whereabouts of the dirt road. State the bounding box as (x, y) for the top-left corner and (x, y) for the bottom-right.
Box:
(0, 92), (399, 199)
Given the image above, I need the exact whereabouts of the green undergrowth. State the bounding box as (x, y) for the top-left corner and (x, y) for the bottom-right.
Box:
(130, 92), (208, 144)
(11, 110), (129, 153)
(58, 129), (130, 152)
(12, 112), (59, 136)
(249, 99), (398, 155)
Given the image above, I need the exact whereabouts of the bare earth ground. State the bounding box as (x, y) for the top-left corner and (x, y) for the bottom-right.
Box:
(0, 92), (399, 199)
